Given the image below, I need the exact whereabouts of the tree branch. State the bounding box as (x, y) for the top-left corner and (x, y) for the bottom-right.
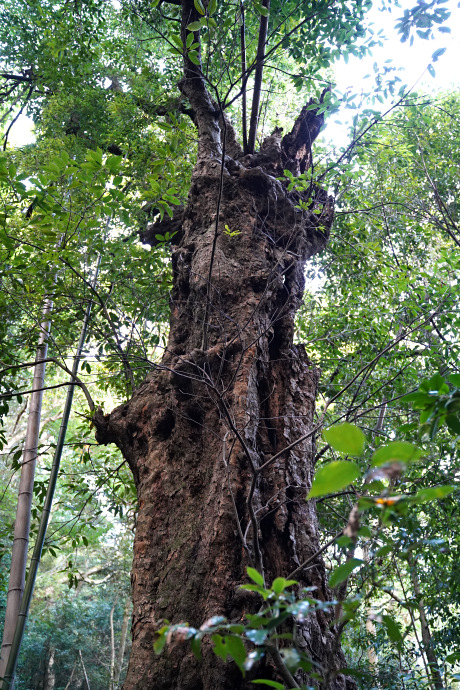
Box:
(247, 0), (270, 154)
(0, 358), (95, 411)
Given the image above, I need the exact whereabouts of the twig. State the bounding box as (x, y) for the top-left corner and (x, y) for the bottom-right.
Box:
(0, 358), (95, 411)
(267, 644), (300, 688)
(287, 529), (343, 580)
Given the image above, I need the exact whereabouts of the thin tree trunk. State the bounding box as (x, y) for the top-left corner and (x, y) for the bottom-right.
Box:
(247, 0), (270, 153)
(113, 599), (131, 690)
(240, 2), (248, 153)
(0, 297), (53, 683)
(64, 661), (77, 690)
(43, 645), (56, 690)
(109, 602), (116, 690)
(79, 650), (90, 690)
(394, 560), (434, 689)
(409, 557), (443, 689)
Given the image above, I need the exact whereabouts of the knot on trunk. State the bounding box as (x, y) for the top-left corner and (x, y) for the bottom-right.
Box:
(93, 407), (120, 445)
(140, 206), (185, 247)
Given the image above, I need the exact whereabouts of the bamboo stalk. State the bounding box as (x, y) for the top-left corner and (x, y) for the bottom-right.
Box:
(0, 296), (53, 684)
(1, 255), (101, 690)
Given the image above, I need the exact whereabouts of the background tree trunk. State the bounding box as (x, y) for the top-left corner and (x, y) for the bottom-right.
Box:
(113, 599), (131, 690)
(409, 557), (443, 689)
(96, 96), (353, 689)
(43, 645), (56, 690)
(109, 602), (117, 690)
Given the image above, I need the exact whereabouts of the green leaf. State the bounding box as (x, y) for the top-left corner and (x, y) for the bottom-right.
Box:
(190, 635), (202, 660)
(336, 536), (355, 549)
(212, 634), (247, 673)
(428, 373), (445, 391)
(187, 21), (203, 31)
(446, 415), (460, 434)
(240, 584), (268, 597)
(448, 373), (460, 387)
(153, 626), (168, 654)
(371, 441), (422, 467)
(245, 629), (268, 645)
(252, 682), (284, 689)
(382, 615), (402, 643)
(208, 0), (217, 15)
(432, 47), (446, 61)
(271, 577), (297, 593)
(280, 648), (301, 672)
(212, 634), (227, 661)
(329, 558), (363, 588)
(224, 636), (247, 672)
(375, 544), (393, 557)
(323, 423), (365, 455)
(247, 567), (264, 586)
(194, 0), (205, 14)
(403, 391), (432, 407)
(255, 3), (269, 16)
(307, 461), (360, 499)
(188, 51), (200, 65)
(413, 485), (455, 503)
(170, 34), (183, 50)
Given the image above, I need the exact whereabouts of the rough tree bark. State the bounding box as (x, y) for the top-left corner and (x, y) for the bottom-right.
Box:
(94, 4), (353, 687)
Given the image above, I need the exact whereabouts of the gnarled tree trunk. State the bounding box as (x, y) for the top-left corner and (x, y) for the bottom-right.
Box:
(95, 13), (352, 685)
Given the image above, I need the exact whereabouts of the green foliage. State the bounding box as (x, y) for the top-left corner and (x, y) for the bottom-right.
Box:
(0, 0), (459, 687)
(154, 568), (334, 681)
(329, 558), (363, 588)
(323, 422), (366, 455)
(307, 460), (361, 498)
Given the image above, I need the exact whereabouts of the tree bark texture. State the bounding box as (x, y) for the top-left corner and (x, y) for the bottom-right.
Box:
(95, 80), (353, 687)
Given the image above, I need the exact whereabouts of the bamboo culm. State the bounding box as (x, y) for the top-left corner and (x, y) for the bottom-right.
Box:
(1, 255), (101, 690)
(0, 296), (54, 685)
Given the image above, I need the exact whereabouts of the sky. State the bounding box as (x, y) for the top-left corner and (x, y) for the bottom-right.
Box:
(335, 0), (460, 95)
(323, 0), (460, 143)
(7, 0), (460, 148)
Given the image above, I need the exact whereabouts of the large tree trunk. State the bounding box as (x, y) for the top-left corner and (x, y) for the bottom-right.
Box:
(95, 75), (352, 687)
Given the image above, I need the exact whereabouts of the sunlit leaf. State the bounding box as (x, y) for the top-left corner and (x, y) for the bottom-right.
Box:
(323, 423), (365, 455)
(307, 461), (360, 499)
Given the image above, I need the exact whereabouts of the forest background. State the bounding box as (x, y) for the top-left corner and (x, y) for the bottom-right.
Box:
(1, 0), (460, 688)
